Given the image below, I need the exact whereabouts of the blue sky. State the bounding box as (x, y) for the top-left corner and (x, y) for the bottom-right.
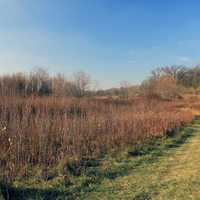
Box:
(0, 0), (200, 88)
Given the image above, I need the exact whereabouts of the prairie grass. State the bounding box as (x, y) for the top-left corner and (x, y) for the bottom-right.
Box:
(0, 96), (193, 184)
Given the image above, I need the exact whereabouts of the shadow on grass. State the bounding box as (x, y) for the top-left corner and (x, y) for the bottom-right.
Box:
(166, 126), (196, 148)
(0, 173), (105, 200)
(0, 183), (73, 200)
(1, 184), (60, 200)
(129, 125), (196, 156)
(133, 192), (152, 200)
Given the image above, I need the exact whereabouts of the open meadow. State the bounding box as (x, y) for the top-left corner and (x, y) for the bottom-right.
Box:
(0, 94), (199, 199)
(1, 66), (200, 199)
(2, 1), (200, 199)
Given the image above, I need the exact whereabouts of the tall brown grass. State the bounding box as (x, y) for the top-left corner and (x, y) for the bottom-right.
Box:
(0, 96), (193, 182)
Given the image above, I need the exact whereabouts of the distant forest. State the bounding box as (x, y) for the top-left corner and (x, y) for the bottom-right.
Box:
(1, 66), (200, 99)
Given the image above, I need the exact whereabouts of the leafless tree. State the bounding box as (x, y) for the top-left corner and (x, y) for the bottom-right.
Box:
(72, 71), (91, 97)
(151, 65), (187, 81)
(120, 81), (131, 99)
(28, 67), (52, 95)
(141, 75), (178, 100)
(52, 74), (67, 97)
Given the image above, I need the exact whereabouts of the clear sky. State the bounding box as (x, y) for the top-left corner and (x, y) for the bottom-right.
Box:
(0, 0), (200, 88)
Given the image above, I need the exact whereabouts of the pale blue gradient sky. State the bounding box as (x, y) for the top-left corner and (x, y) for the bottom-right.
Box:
(0, 0), (200, 88)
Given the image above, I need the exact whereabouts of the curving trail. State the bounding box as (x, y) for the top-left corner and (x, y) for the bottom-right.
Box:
(82, 120), (200, 200)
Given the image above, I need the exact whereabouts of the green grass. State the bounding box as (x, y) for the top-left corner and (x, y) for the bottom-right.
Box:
(1, 118), (200, 200)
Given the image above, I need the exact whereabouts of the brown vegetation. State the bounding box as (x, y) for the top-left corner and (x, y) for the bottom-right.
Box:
(0, 96), (193, 182)
(1, 66), (200, 184)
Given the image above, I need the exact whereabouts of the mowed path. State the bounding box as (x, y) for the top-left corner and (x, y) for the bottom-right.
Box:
(81, 122), (200, 200)
(155, 124), (200, 200)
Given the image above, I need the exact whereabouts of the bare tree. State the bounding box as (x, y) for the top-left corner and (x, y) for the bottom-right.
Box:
(120, 81), (131, 99)
(28, 67), (52, 96)
(52, 74), (67, 97)
(14, 72), (27, 96)
(151, 65), (187, 81)
(72, 71), (91, 97)
(141, 75), (178, 100)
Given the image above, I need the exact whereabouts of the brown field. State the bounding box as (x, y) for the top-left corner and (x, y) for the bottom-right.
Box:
(0, 96), (194, 182)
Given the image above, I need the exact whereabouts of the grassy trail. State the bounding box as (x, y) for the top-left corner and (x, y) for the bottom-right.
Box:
(81, 120), (200, 200)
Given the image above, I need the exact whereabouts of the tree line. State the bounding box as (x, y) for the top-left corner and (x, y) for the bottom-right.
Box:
(0, 68), (91, 97)
(150, 65), (200, 88)
(1, 65), (200, 98)
(140, 65), (200, 100)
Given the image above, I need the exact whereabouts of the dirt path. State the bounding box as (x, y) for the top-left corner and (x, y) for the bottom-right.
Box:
(82, 121), (200, 200)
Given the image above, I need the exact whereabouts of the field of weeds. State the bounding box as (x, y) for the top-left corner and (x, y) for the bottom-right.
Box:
(0, 96), (193, 185)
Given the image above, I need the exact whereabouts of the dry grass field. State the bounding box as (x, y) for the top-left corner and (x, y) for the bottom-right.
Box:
(0, 95), (197, 199)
